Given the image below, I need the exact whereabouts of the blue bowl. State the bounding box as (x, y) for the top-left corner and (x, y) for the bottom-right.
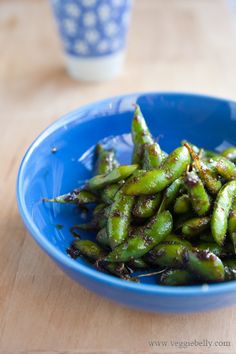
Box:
(17, 92), (236, 313)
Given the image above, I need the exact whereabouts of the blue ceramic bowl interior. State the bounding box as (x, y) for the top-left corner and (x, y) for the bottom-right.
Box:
(17, 92), (236, 313)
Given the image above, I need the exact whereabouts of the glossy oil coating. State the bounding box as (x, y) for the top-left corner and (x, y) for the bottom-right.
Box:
(17, 92), (236, 313)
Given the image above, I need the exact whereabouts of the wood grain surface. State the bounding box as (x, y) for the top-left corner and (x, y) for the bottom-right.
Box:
(1, 0), (236, 353)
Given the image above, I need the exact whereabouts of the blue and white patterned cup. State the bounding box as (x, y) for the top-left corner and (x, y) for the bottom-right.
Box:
(51, 0), (132, 81)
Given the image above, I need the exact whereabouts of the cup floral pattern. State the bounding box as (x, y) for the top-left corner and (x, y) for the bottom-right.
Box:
(51, 0), (132, 57)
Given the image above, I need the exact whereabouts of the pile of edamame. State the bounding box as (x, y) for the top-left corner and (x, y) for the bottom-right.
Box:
(45, 105), (236, 285)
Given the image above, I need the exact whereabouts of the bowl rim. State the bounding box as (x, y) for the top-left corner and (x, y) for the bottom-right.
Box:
(16, 91), (236, 297)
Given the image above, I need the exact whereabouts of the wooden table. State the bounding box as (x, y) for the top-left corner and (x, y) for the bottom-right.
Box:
(1, 0), (236, 353)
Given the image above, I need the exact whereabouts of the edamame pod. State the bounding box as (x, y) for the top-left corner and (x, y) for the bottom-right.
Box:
(132, 193), (162, 219)
(185, 170), (211, 216)
(181, 217), (210, 238)
(211, 181), (236, 245)
(44, 189), (97, 205)
(87, 165), (138, 190)
(142, 143), (163, 169)
(162, 234), (192, 247)
(123, 146), (190, 195)
(211, 156), (236, 180)
(73, 240), (131, 279)
(105, 211), (173, 262)
(73, 240), (107, 260)
(131, 105), (154, 164)
(107, 191), (135, 249)
(158, 177), (183, 213)
(195, 242), (234, 258)
(160, 269), (196, 286)
(95, 144), (118, 175)
(96, 227), (110, 247)
(173, 194), (192, 214)
(187, 249), (224, 282)
(147, 244), (224, 282)
(135, 140), (165, 218)
(146, 243), (188, 268)
(221, 146), (236, 162)
(184, 143), (221, 194)
(101, 182), (124, 204)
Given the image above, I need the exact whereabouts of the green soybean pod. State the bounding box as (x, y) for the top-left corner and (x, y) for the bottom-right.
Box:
(162, 234), (192, 247)
(221, 146), (236, 162)
(101, 181), (124, 204)
(142, 143), (163, 170)
(204, 159), (218, 174)
(185, 171), (211, 216)
(87, 164), (138, 190)
(228, 198), (236, 253)
(211, 181), (236, 246)
(195, 242), (224, 258)
(158, 177), (183, 213)
(173, 194), (192, 214)
(181, 217), (210, 238)
(160, 269), (196, 286)
(96, 228), (110, 248)
(195, 242), (234, 258)
(72, 240), (107, 260)
(184, 143), (222, 194)
(107, 190), (135, 249)
(43, 189), (97, 205)
(105, 211), (173, 262)
(147, 245), (225, 282)
(187, 249), (224, 282)
(123, 146), (190, 196)
(146, 243), (188, 268)
(131, 105), (154, 164)
(95, 144), (118, 175)
(211, 156), (236, 180)
(132, 193), (162, 219)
